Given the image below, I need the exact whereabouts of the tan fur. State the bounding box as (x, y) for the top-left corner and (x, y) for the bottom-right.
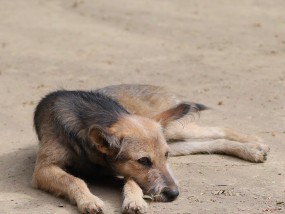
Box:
(164, 119), (268, 162)
(97, 84), (179, 117)
(122, 179), (148, 214)
(108, 115), (161, 140)
(106, 115), (174, 201)
(164, 121), (262, 143)
(32, 139), (104, 213)
(169, 140), (269, 162)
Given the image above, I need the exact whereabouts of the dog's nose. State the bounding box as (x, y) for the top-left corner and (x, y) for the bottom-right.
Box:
(162, 187), (179, 201)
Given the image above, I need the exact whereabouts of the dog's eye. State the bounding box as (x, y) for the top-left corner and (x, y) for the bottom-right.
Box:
(137, 157), (152, 167)
(165, 152), (169, 158)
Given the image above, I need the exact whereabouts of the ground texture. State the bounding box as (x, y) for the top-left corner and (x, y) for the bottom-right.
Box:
(0, 0), (284, 213)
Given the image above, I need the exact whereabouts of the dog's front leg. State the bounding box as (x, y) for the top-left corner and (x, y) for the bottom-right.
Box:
(33, 164), (104, 214)
(122, 178), (148, 214)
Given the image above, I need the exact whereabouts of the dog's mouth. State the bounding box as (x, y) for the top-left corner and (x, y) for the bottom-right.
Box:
(143, 187), (179, 202)
(143, 193), (168, 202)
(143, 193), (178, 202)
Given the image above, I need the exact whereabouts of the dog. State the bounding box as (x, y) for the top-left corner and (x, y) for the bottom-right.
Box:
(32, 84), (269, 214)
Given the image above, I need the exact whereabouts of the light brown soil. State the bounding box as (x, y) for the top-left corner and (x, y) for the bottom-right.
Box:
(0, 0), (284, 213)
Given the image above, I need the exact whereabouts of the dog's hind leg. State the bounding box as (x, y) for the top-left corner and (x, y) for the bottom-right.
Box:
(122, 179), (148, 214)
(164, 121), (262, 143)
(32, 142), (104, 214)
(169, 140), (269, 162)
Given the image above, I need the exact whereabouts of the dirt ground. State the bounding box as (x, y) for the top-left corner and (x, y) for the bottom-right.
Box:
(0, 0), (284, 213)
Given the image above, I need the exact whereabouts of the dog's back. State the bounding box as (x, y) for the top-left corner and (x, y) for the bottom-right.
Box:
(97, 84), (207, 118)
(34, 90), (128, 138)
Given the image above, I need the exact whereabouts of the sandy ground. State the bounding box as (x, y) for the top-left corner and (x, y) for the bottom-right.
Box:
(0, 0), (285, 213)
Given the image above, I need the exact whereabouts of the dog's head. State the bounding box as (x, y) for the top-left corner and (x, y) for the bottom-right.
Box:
(89, 103), (192, 202)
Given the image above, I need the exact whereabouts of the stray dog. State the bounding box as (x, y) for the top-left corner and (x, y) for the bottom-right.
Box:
(32, 84), (269, 214)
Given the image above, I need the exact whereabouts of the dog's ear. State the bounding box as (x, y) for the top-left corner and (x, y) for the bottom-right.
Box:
(152, 103), (192, 127)
(88, 125), (121, 156)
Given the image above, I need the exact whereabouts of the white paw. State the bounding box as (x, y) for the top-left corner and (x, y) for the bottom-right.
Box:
(243, 143), (270, 162)
(122, 197), (148, 214)
(78, 195), (104, 214)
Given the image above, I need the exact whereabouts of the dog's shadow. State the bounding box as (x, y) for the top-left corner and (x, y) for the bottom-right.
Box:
(0, 145), (123, 213)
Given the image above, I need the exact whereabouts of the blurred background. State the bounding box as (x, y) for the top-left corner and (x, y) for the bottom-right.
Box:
(0, 0), (284, 213)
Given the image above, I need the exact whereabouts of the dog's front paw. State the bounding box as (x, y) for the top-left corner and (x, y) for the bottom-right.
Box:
(122, 197), (148, 214)
(77, 195), (104, 214)
(243, 143), (270, 163)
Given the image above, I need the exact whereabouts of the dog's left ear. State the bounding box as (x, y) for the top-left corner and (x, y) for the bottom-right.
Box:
(152, 103), (192, 127)
(88, 125), (120, 156)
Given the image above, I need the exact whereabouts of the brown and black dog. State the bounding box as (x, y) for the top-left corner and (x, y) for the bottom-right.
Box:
(32, 84), (269, 214)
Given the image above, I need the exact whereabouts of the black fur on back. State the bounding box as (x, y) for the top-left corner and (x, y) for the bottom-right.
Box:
(34, 90), (129, 142)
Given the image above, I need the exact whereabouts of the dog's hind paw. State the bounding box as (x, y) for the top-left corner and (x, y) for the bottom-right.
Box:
(78, 195), (104, 214)
(122, 198), (148, 214)
(242, 142), (270, 163)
